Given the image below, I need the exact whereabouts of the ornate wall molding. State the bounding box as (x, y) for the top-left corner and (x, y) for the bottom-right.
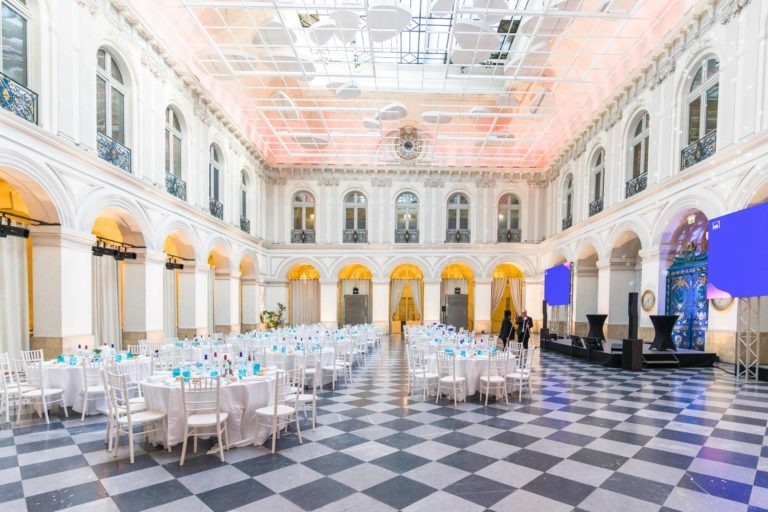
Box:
(319, 176), (340, 187)
(424, 179), (445, 188)
(720, 0), (752, 24)
(371, 177), (392, 187)
(76, 0), (101, 14)
(475, 178), (496, 189)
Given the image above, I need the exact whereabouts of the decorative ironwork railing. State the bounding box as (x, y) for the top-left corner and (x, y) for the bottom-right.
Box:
(446, 229), (471, 243)
(240, 216), (250, 233)
(343, 229), (368, 243)
(0, 71), (38, 124)
(681, 130), (717, 170)
(395, 229), (419, 243)
(497, 228), (522, 243)
(209, 198), (223, 220)
(562, 215), (573, 231)
(589, 197), (604, 217)
(625, 172), (648, 198)
(291, 229), (316, 243)
(97, 132), (131, 173)
(165, 173), (187, 201)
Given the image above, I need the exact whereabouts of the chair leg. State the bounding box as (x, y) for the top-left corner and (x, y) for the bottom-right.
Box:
(166, 417), (171, 453)
(218, 426), (225, 462)
(81, 392), (87, 421)
(295, 411), (302, 445)
(312, 401), (316, 431)
(42, 398), (50, 424)
(271, 416), (278, 454)
(113, 427), (120, 458)
(61, 397), (68, 418)
(223, 423), (230, 451)
(180, 424), (189, 466)
(128, 429), (135, 464)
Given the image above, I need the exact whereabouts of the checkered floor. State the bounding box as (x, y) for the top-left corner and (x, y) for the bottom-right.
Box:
(2, 337), (768, 512)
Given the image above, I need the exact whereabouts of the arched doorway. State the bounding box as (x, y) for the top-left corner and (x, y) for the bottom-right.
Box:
(607, 232), (642, 340)
(240, 255), (258, 332)
(338, 263), (373, 326)
(490, 264), (525, 335)
(207, 246), (232, 335)
(440, 263), (474, 331)
(163, 230), (195, 340)
(390, 264), (423, 334)
(574, 244), (599, 336)
(91, 208), (146, 349)
(660, 209), (709, 350)
(287, 264), (320, 325)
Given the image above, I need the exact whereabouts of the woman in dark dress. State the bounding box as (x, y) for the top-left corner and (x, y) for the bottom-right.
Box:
(498, 309), (515, 350)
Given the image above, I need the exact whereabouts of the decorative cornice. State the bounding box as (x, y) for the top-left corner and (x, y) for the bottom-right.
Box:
(720, 0), (752, 24)
(475, 178), (495, 189)
(371, 177), (392, 187)
(319, 176), (340, 187)
(424, 179), (445, 188)
(265, 177), (287, 186)
(649, 52), (676, 90)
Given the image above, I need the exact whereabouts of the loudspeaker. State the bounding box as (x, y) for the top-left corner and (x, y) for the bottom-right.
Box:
(542, 300), (548, 331)
(627, 292), (639, 341)
(441, 305), (446, 312)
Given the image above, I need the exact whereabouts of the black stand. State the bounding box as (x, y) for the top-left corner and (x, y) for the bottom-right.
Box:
(622, 339), (643, 371)
(586, 314), (608, 341)
(649, 315), (678, 351)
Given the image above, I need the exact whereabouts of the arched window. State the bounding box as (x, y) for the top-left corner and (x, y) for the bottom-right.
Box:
(165, 107), (182, 177)
(626, 112), (650, 198)
(1, 0), (28, 87)
(343, 191), (367, 243)
(562, 174), (573, 230)
(96, 48), (126, 145)
(497, 193), (521, 242)
(589, 148), (605, 216)
(446, 192), (470, 243)
(683, 57), (719, 169)
(208, 144), (223, 219)
(239, 170), (250, 233)
(292, 191), (315, 243)
(395, 192), (418, 243)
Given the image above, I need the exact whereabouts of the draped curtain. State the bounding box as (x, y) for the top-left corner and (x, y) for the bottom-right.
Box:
(389, 279), (407, 318)
(163, 269), (177, 339)
(509, 278), (523, 316)
(408, 279), (423, 320)
(490, 278), (507, 315)
(290, 279), (320, 325)
(208, 268), (215, 335)
(0, 234), (29, 359)
(92, 255), (121, 349)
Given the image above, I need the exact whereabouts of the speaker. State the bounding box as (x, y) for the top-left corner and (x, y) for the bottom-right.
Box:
(542, 300), (548, 331)
(627, 292), (639, 341)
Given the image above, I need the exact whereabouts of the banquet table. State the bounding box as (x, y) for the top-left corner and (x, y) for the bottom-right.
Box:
(141, 375), (276, 447)
(427, 353), (516, 396)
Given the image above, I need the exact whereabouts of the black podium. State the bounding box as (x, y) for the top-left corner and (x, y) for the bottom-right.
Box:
(586, 314), (608, 340)
(649, 315), (678, 351)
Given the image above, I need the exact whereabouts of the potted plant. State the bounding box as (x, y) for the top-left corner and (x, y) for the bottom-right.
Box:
(260, 303), (286, 330)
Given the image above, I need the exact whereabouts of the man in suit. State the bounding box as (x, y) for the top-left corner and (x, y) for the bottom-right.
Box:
(498, 309), (515, 350)
(516, 310), (533, 349)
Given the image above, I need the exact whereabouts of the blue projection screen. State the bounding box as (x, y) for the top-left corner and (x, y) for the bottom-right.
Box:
(545, 263), (572, 306)
(707, 201), (768, 299)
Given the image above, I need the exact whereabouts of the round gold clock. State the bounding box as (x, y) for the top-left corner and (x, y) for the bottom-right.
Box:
(641, 290), (655, 312)
(710, 297), (734, 311)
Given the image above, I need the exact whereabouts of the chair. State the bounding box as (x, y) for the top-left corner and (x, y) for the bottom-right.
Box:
(255, 368), (303, 453)
(106, 370), (169, 463)
(435, 351), (466, 407)
(297, 359), (320, 431)
(505, 347), (536, 401)
(507, 341), (523, 356)
(321, 341), (349, 390)
(406, 344), (438, 401)
(15, 359), (68, 424)
(179, 376), (229, 465)
(479, 351), (510, 406)
(0, 353), (23, 422)
(126, 345), (141, 357)
(80, 358), (106, 420)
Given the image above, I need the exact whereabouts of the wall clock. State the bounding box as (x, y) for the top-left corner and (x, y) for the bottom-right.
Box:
(710, 297), (734, 311)
(641, 289), (655, 312)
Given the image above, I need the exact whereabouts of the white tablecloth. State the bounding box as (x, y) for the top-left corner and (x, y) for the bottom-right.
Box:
(43, 359), (151, 413)
(142, 376), (276, 447)
(427, 354), (516, 395)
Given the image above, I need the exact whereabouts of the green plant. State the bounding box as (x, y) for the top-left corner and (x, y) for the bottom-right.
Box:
(92, 347), (102, 355)
(260, 303), (286, 329)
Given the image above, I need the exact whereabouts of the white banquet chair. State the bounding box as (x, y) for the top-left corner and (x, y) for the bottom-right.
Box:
(15, 359), (68, 424)
(406, 344), (437, 401)
(255, 368), (303, 453)
(179, 376), (229, 465)
(505, 347), (536, 401)
(435, 351), (467, 407)
(80, 358), (106, 420)
(479, 350), (510, 406)
(0, 353), (24, 422)
(296, 360), (320, 431)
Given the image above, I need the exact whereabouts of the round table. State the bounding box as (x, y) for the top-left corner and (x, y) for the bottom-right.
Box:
(427, 354), (516, 395)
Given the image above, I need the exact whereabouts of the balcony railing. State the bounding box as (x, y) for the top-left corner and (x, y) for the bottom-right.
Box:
(240, 216), (250, 233)
(0, 71), (38, 124)
(446, 229), (471, 243)
(343, 229), (368, 243)
(562, 215), (573, 231)
(209, 198), (223, 220)
(681, 130), (717, 171)
(97, 132), (131, 173)
(165, 173), (187, 201)
(497, 228), (522, 243)
(395, 229), (419, 243)
(291, 229), (316, 243)
(589, 197), (604, 217)
(625, 172), (648, 199)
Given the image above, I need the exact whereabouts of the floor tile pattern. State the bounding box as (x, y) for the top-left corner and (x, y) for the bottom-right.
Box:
(1, 338), (768, 511)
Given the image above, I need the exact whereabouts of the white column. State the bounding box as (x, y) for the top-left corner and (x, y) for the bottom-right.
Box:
(214, 271), (240, 333)
(319, 278), (338, 327)
(122, 250), (165, 343)
(474, 277), (492, 334)
(573, 262), (599, 335)
(30, 227), (95, 357)
(371, 278), (390, 330)
(523, 276), (543, 332)
(639, 249), (664, 332)
(177, 263), (209, 338)
(241, 277), (260, 330)
(599, 259), (640, 339)
(423, 278), (442, 325)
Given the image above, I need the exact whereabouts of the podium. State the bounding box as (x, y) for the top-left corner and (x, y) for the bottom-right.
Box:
(649, 315), (678, 351)
(586, 314), (608, 340)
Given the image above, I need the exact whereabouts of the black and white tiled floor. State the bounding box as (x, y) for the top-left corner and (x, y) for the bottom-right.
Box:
(2, 337), (768, 511)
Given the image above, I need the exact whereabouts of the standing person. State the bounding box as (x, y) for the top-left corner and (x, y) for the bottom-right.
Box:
(498, 310), (515, 350)
(516, 310), (533, 349)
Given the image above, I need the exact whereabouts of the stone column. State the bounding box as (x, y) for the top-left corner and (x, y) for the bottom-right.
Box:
(573, 261), (599, 336)
(214, 271), (240, 334)
(638, 249), (664, 340)
(122, 250), (165, 344)
(371, 278), (390, 331)
(30, 226), (96, 358)
(319, 278), (339, 327)
(523, 276), (543, 332)
(177, 263), (209, 339)
(240, 276), (261, 331)
(473, 277), (492, 334)
(598, 258), (640, 340)
(423, 278), (442, 325)
(263, 278), (288, 327)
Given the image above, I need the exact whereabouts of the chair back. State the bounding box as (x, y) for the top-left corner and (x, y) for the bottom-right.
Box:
(180, 376), (223, 424)
(273, 368), (303, 410)
(106, 370), (133, 420)
(436, 351), (457, 379)
(0, 353), (15, 394)
(266, 350), (289, 370)
(82, 358), (104, 391)
(485, 350), (509, 379)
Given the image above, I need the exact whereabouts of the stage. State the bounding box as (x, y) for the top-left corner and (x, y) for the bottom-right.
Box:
(542, 337), (717, 368)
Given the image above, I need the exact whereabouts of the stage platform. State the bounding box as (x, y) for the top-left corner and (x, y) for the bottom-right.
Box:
(542, 337), (717, 368)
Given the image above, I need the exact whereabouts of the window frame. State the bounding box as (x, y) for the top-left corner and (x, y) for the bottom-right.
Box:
(563, 174), (574, 220)
(96, 47), (127, 145)
(208, 144), (222, 202)
(686, 57), (719, 145)
(0, 0), (29, 86)
(446, 192), (470, 231)
(343, 191), (367, 231)
(292, 190), (315, 231)
(497, 193), (521, 231)
(164, 107), (183, 177)
(629, 112), (650, 180)
(395, 192), (419, 231)
(240, 170), (248, 219)
(591, 148), (605, 202)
